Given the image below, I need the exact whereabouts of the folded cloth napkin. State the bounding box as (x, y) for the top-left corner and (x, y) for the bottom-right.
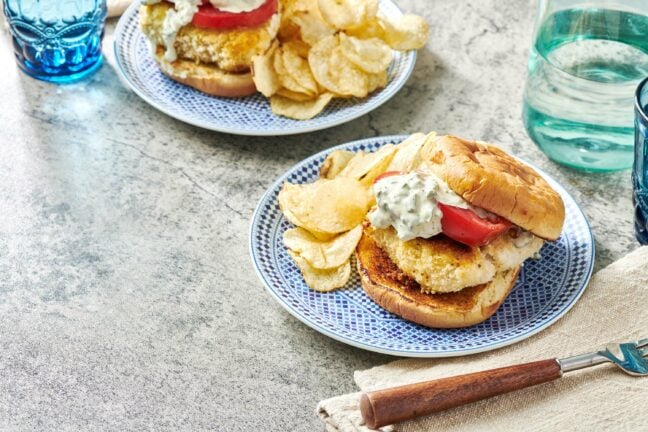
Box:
(108, 0), (134, 18)
(317, 246), (648, 431)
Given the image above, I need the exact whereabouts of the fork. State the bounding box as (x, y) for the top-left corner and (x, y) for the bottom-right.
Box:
(360, 337), (648, 429)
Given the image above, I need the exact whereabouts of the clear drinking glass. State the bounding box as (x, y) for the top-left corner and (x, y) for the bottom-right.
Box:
(633, 76), (648, 244)
(523, 0), (648, 172)
(2, 0), (107, 83)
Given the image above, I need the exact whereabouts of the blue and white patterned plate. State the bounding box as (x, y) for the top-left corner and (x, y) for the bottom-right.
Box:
(113, 2), (416, 136)
(249, 135), (595, 357)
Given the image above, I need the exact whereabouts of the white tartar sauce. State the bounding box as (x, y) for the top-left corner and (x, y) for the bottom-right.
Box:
(209, 0), (266, 13)
(369, 171), (470, 241)
(161, 0), (201, 62)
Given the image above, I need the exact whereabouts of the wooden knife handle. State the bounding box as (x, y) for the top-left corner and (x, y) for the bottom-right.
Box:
(360, 358), (562, 429)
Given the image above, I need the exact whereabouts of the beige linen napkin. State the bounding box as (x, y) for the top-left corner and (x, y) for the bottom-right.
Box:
(318, 246), (648, 431)
(107, 0), (134, 18)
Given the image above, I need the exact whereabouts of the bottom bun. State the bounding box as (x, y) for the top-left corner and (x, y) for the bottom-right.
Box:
(153, 47), (257, 98)
(356, 233), (520, 328)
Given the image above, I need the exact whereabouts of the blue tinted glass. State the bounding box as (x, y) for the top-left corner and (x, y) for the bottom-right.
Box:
(2, 0), (106, 83)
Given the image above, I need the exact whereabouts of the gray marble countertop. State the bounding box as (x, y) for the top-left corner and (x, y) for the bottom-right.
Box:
(0, 1), (639, 430)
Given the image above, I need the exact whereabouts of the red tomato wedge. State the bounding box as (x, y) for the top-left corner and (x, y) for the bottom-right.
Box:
(192, 0), (278, 29)
(438, 203), (512, 247)
(373, 171), (403, 184)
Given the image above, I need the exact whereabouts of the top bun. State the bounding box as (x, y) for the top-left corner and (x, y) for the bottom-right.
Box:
(421, 135), (565, 240)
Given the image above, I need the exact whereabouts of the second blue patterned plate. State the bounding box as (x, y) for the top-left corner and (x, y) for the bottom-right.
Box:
(113, 1), (416, 136)
(249, 135), (595, 357)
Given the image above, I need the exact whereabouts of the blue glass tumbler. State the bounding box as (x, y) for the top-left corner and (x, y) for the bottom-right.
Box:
(633, 76), (648, 244)
(2, 0), (107, 83)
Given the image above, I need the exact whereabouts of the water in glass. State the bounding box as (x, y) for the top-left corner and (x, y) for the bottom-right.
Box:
(523, 4), (648, 172)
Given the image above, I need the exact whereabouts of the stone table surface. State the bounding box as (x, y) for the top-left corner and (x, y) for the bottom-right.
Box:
(0, 1), (639, 430)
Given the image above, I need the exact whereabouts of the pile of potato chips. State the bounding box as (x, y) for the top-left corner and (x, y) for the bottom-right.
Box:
(252, 0), (429, 120)
(279, 132), (435, 291)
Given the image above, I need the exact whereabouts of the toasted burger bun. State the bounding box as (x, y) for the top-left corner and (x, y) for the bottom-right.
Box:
(421, 135), (565, 240)
(356, 233), (520, 328)
(154, 48), (257, 98)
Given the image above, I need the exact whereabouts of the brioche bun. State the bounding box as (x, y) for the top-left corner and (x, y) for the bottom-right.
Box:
(154, 47), (257, 98)
(421, 135), (565, 240)
(356, 233), (520, 329)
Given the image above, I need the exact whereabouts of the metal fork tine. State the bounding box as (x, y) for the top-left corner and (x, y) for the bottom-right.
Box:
(636, 338), (648, 349)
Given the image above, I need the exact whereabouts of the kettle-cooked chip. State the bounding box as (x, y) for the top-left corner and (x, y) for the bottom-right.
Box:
(381, 13), (430, 50)
(345, 16), (385, 40)
(386, 132), (432, 172)
(270, 92), (334, 120)
(338, 144), (397, 185)
(366, 69), (388, 93)
(288, 251), (351, 291)
(290, 9), (336, 46)
(309, 35), (369, 97)
(282, 42), (319, 95)
(278, 177), (372, 234)
(317, 0), (378, 30)
(284, 224), (362, 269)
(274, 46), (315, 96)
(320, 149), (356, 179)
(339, 33), (393, 74)
(251, 42), (281, 97)
(276, 87), (317, 101)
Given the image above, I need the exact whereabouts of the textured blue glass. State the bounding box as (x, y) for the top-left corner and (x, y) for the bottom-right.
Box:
(633, 77), (648, 244)
(3, 0), (107, 83)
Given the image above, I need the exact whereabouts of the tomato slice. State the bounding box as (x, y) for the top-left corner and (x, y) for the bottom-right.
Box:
(191, 0), (278, 29)
(438, 203), (512, 247)
(373, 171), (403, 184)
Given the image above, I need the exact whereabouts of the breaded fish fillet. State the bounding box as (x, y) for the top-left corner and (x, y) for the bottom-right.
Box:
(366, 225), (543, 293)
(356, 233), (521, 328)
(140, 2), (279, 73)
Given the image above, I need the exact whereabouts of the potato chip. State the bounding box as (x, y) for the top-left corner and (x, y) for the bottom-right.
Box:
(345, 16), (385, 40)
(288, 251), (351, 291)
(274, 46), (315, 96)
(309, 35), (369, 97)
(281, 205), (336, 241)
(362, 0), (379, 21)
(381, 13), (429, 50)
(276, 88), (316, 102)
(291, 9), (336, 46)
(366, 69), (388, 93)
(283, 39), (312, 58)
(338, 144), (397, 185)
(279, 0), (308, 39)
(282, 42), (319, 95)
(386, 132), (430, 172)
(278, 177), (372, 234)
(320, 149), (356, 179)
(278, 18), (301, 41)
(339, 34), (393, 74)
(317, 0), (377, 30)
(270, 92), (334, 120)
(284, 224), (362, 269)
(251, 42), (280, 97)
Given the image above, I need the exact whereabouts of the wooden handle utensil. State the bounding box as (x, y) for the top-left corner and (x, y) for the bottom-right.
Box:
(360, 359), (562, 429)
